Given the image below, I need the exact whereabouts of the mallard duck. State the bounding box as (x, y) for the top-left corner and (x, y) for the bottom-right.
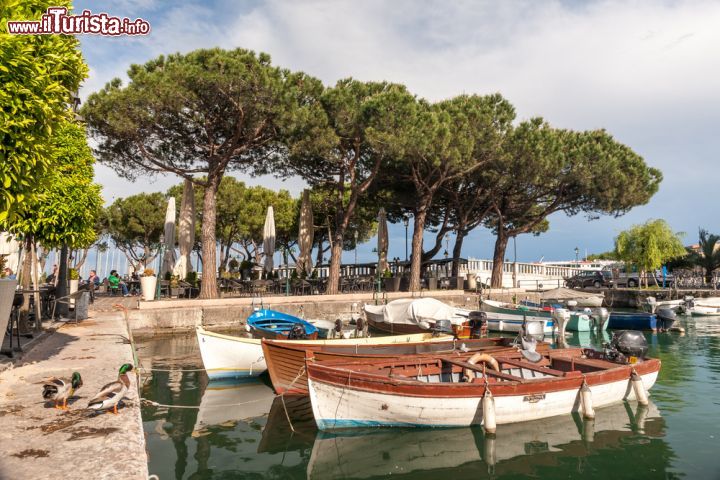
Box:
(87, 363), (134, 414)
(42, 372), (83, 410)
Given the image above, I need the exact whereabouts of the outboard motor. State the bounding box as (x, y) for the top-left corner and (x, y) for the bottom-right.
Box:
(591, 307), (609, 330)
(683, 296), (695, 314)
(552, 308), (570, 337)
(645, 296), (658, 314)
(468, 311), (487, 338)
(355, 316), (367, 338)
(287, 323), (308, 340)
(656, 307), (677, 332)
(432, 319), (454, 337)
(605, 330), (648, 363)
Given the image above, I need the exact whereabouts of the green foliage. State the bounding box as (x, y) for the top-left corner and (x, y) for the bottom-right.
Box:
(142, 268), (155, 277)
(586, 251), (619, 261)
(483, 122), (662, 286)
(0, 0), (88, 222)
(695, 229), (720, 282)
(68, 268), (79, 280)
(614, 219), (686, 278)
(2, 120), (102, 248)
(185, 271), (198, 287)
(0, 255), (6, 277)
(105, 192), (167, 266)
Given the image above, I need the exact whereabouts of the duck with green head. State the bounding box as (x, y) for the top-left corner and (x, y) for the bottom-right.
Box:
(87, 363), (134, 414)
(42, 372), (83, 410)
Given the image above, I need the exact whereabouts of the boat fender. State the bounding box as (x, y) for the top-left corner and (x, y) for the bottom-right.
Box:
(244, 323), (251, 333)
(482, 389), (497, 435)
(483, 430), (497, 470)
(465, 353), (499, 381)
(580, 380), (595, 419)
(630, 370), (649, 405)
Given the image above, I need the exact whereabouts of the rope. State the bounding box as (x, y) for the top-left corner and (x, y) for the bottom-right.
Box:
(141, 397), (268, 410)
(139, 367), (207, 373)
(278, 365), (307, 433)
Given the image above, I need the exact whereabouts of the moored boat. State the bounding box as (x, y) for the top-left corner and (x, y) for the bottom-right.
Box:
(607, 312), (669, 331)
(307, 337), (660, 430)
(262, 336), (551, 395)
(480, 299), (556, 334)
(247, 309), (320, 340)
(196, 326), (456, 380)
(539, 287), (604, 308)
(364, 298), (470, 335)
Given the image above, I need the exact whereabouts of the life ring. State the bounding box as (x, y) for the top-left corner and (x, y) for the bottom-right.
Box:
(464, 353), (499, 381)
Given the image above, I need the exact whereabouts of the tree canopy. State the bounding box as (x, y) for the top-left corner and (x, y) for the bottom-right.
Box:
(278, 78), (415, 293)
(0, 0), (88, 222)
(484, 123), (662, 287)
(105, 192), (167, 269)
(82, 47), (322, 298)
(614, 219), (686, 287)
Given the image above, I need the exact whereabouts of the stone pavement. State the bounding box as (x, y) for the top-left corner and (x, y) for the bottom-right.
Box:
(0, 311), (148, 479)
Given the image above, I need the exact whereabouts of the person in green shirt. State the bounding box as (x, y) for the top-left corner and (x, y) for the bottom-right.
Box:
(108, 270), (129, 296)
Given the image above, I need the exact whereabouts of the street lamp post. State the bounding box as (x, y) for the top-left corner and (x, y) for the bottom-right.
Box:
(156, 234), (164, 301)
(403, 215), (410, 262)
(574, 247), (580, 263)
(354, 230), (359, 275)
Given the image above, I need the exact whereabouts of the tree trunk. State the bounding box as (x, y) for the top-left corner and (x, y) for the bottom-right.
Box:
(451, 232), (465, 277)
(19, 235), (33, 333)
(491, 229), (509, 288)
(56, 244), (69, 317)
(409, 208), (429, 292)
(315, 238), (324, 267)
(31, 241), (42, 333)
(326, 233), (343, 294)
(199, 174), (221, 299)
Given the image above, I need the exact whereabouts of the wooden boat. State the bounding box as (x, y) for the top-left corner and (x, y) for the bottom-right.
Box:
(196, 326), (456, 380)
(306, 347), (660, 430)
(247, 309), (319, 340)
(262, 336), (551, 395)
(364, 298), (470, 335)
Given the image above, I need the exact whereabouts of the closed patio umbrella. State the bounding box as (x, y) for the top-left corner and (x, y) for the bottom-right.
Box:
(174, 179), (195, 278)
(377, 208), (389, 275)
(297, 189), (314, 276)
(161, 197), (176, 277)
(263, 206), (276, 275)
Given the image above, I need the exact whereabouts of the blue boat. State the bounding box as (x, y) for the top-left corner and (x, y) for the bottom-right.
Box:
(247, 309), (319, 340)
(607, 312), (657, 331)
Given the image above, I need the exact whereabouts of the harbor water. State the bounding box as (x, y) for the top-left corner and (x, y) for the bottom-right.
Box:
(137, 317), (720, 479)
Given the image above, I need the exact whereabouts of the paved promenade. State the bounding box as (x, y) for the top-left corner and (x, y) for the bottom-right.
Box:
(0, 311), (148, 479)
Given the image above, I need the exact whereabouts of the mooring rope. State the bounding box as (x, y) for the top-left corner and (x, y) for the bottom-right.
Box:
(278, 366), (307, 433)
(140, 397), (269, 410)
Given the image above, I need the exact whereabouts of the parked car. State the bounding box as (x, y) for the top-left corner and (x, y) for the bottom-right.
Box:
(565, 270), (614, 288)
(615, 272), (675, 288)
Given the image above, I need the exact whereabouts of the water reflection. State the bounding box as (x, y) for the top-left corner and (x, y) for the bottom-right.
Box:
(138, 316), (720, 479)
(304, 401), (666, 479)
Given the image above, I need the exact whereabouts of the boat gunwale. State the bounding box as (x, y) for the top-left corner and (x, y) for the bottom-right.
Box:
(306, 352), (661, 398)
(195, 325), (452, 346)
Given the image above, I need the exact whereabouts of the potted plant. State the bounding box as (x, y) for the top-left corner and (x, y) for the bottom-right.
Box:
(140, 268), (157, 301)
(68, 268), (80, 306)
(0, 255), (18, 349)
(383, 269), (401, 292)
(169, 275), (181, 297)
(228, 257), (239, 272)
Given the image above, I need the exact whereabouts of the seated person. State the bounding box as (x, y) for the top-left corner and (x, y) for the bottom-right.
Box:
(84, 269), (101, 289)
(108, 270), (130, 296)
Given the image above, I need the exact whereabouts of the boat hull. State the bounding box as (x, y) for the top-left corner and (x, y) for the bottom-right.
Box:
(308, 354), (660, 430)
(263, 338), (549, 395)
(247, 309), (319, 340)
(481, 300), (555, 334)
(196, 327), (456, 380)
(608, 313), (658, 330)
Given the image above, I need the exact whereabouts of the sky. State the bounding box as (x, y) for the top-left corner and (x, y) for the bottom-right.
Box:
(72, 0), (720, 265)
